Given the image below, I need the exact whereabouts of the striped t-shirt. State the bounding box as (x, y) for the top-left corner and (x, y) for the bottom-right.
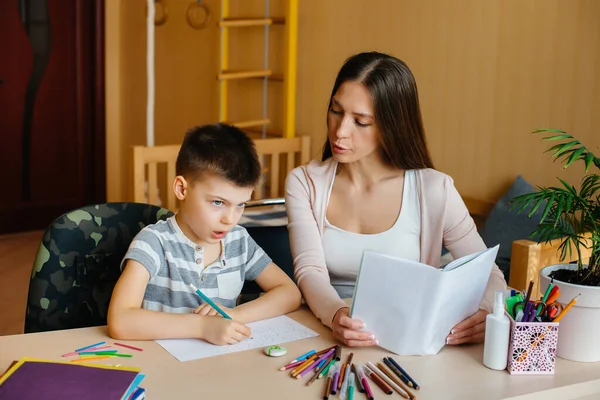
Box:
(122, 215), (271, 312)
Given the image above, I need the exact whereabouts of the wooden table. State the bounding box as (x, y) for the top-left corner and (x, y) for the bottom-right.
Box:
(1, 306), (599, 399)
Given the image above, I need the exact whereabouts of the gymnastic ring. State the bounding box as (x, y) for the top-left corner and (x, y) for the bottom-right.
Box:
(187, 1), (210, 30)
(154, 0), (168, 26)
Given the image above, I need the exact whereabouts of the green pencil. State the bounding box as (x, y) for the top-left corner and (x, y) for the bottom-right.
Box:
(78, 351), (118, 355)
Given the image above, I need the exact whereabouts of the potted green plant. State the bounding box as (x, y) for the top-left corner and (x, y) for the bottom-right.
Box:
(510, 129), (600, 362)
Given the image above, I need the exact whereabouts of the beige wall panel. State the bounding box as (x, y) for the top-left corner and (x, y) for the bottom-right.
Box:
(107, 0), (600, 204)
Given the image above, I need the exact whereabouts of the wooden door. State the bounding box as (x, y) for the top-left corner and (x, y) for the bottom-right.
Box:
(0, 0), (105, 234)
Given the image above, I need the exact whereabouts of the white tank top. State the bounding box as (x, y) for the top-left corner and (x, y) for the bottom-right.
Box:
(323, 169), (421, 298)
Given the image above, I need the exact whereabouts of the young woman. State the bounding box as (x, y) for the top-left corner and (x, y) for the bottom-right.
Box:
(285, 52), (506, 347)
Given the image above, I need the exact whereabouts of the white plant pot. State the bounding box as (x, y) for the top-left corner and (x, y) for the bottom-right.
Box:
(540, 264), (600, 362)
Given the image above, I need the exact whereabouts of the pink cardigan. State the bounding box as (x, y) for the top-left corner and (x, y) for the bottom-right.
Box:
(285, 158), (507, 328)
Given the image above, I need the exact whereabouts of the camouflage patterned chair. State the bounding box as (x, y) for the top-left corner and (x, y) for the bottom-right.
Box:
(25, 203), (173, 333)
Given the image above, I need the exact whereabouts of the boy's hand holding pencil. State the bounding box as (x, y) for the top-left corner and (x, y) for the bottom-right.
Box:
(199, 317), (252, 345)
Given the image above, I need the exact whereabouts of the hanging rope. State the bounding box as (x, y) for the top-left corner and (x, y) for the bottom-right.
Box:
(146, 0), (155, 146)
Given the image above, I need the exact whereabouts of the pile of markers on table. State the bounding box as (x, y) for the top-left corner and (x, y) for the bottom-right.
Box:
(279, 344), (420, 399)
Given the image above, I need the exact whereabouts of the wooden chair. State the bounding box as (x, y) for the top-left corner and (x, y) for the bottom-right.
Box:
(132, 145), (180, 211)
(252, 136), (310, 199)
(509, 233), (593, 299)
(131, 136), (310, 210)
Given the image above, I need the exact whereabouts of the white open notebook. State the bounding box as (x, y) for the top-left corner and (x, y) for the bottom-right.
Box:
(350, 245), (499, 355)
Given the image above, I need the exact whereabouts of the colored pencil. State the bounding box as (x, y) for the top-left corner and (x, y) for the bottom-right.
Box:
(383, 357), (413, 388)
(114, 342), (144, 352)
(75, 341), (106, 352)
(71, 356), (110, 363)
(103, 353), (133, 358)
(298, 349), (335, 379)
(307, 354), (334, 385)
(316, 345), (337, 356)
(554, 294), (580, 322)
(279, 360), (304, 371)
(285, 349), (316, 366)
(189, 283), (231, 319)
(78, 350), (118, 355)
(524, 280), (534, 305)
(315, 357), (329, 371)
(84, 345), (112, 352)
(388, 357), (420, 390)
(291, 357), (317, 377)
(377, 362), (414, 399)
(291, 353), (318, 375)
(307, 364), (324, 386)
(367, 362), (407, 398)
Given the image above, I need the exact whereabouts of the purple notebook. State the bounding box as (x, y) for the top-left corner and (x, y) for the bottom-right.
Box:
(0, 361), (140, 400)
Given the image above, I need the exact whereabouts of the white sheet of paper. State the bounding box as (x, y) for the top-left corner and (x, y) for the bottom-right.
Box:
(350, 245), (499, 356)
(155, 315), (320, 362)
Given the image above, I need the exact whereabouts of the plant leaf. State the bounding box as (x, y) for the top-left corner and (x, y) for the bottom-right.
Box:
(585, 151), (594, 172)
(539, 193), (556, 223)
(555, 194), (565, 221)
(528, 196), (546, 218)
(559, 178), (578, 196)
(564, 147), (586, 168)
(550, 141), (579, 158)
(541, 134), (571, 140)
(536, 128), (567, 134)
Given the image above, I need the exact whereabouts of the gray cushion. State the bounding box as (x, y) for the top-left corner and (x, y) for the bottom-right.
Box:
(481, 176), (542, 281)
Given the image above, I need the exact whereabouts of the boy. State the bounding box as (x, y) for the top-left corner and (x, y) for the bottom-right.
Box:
(108, 124), (301, 345)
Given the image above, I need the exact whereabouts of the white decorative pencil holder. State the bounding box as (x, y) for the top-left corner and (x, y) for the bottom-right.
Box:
(506, 312), (559, 375)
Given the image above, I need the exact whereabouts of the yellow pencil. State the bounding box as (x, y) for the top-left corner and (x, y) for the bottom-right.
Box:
(71, 356), (110, 363)
(553, 294), (580, 322)
(289, 354), (317, 376)
(291, 358), (316, 378)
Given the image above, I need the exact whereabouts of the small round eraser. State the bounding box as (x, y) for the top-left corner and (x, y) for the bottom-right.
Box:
(264, 345), (287, 357)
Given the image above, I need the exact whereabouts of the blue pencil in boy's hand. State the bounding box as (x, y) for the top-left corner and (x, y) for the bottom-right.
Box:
(189, 283), (232, 320)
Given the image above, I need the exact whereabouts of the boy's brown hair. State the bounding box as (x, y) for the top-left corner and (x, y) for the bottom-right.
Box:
(176, 123), (261, 186)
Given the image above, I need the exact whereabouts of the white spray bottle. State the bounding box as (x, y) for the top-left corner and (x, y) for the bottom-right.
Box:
(483, 291), (510, 370)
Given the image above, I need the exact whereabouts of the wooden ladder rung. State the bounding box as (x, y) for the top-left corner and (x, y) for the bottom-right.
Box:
(246, 127), (282, 137)
(218, 69), (272, 80)
(227, 119), (271, 129)
(218, 17), (285, 27)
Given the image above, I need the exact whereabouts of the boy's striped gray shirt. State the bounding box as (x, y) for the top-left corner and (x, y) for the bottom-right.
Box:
(122, 216), (271, 312)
